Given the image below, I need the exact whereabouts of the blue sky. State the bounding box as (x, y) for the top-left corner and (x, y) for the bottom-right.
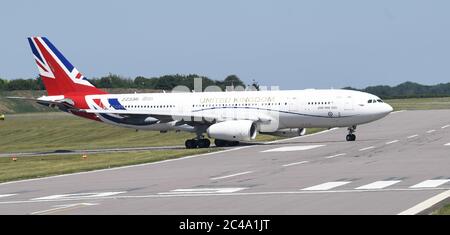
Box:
(1, 0), (449, 89)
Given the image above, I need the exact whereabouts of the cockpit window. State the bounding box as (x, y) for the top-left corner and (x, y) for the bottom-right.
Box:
(377, 99), (383, 103)
(368, 100), (372, 103)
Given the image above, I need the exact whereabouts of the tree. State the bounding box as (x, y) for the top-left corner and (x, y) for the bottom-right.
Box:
(0, 78), (6, 90)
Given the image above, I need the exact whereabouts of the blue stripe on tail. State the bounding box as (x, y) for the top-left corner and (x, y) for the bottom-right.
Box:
(42, 37), (75, 72)
(28, 38), (44, 63)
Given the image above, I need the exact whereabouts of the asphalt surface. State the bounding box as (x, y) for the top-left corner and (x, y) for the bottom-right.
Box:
(0, 145), (186, 158)
(1, 110), (450, 214)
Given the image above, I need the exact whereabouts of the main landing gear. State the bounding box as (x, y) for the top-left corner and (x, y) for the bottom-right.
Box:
(346, 125), (357, 141)
(184, 138), (240, 148)
(185, 138), (211, 149)
(214, 139), (240, 147)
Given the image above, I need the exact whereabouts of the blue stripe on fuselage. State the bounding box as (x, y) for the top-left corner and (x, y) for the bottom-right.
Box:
(108, 98), (126, 110)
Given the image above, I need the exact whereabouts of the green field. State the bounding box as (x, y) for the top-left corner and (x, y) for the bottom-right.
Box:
(0, 90), (51, 114)
(0, 112), (323, 183)
(0, 112), (292, 153)
(0, 149), (214, 183)
(385, 97), (450, 111)
(432, 204), (450, 215)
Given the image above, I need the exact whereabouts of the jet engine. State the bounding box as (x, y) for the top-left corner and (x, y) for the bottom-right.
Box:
(207, 120), (257, 141)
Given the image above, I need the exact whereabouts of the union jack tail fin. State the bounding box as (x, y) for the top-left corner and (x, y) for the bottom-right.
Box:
(27, 37), (107, 96)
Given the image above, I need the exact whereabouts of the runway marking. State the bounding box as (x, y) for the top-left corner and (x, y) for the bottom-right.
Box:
(266, 128), (338, 144)
(407, 134), (419, 139)
(355, 180), (401, 190)
(32, 192), (126, 201)
(444, 143), (450, 146)
(1, 188), (450, 205)
(0, 129), (336, 187)
(0, 194), (16, 199)
(399, 190), (450, 215)
(398, 190), (450, 215)
(441, 125), (450, 129)
(159, 188), (247, 195)
(30, 203), (98, 215)
(301, 181), (351, 191)
(426, 130), (436, 134)
(324, 153), (346, 159)
(0, 146), (253, 187)
(261, 145), (324, 153)
(410, 179), (450, 188)
(282, 161), (309, 167)
(211, 171), (253, 180)
(359, 146), (375, 151)
(385, 140), (399, 145)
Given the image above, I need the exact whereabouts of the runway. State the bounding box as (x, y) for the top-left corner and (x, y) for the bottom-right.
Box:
(0, 145), (186, 158)
(1, 109), (450, 214)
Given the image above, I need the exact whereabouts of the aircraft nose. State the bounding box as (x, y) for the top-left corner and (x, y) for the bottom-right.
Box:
(385, 103), (393, 114)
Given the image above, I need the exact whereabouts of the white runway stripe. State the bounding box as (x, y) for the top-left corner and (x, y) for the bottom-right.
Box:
(359, 146), (375, 151)
(426, 130), (436, 133)
(407, 134), (419, 139)
(282, 161), (309, 167)
(160, 188), (247, 194)
(355, 180), (401, 190)
(262, 145), (324, 152)
(324, 153), (346, 159)
(410, 179), (450, 188)
(302, 181), (351, 191)
(0, 194), (16, 199)
(210, 171), (253, 180)
(445, 143), (450, 146)
(399, 190), (450, 215)
(442, 125), (450, 129)
(386, 140), (399, 145)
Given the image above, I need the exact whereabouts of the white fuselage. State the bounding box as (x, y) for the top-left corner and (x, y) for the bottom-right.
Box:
(83, 89), (393, 133)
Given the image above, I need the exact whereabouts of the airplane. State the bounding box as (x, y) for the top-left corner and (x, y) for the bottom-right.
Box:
(9, 37), (393, 149)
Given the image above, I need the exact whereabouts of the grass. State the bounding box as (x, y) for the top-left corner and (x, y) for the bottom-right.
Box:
(0, 112), (325, 183)
(0, 149), (215, 183)
(0, 112), (323, 153)
(432, 204), (450, 215)
(0, 112), (199, 153)
(385, 97), (450, 111)
(0, 90), (52, 114)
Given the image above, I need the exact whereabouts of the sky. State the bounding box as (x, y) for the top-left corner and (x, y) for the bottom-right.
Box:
(1, 0), (449, 89)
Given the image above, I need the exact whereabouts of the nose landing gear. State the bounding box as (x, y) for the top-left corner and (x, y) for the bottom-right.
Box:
(346, 125), (356, 141)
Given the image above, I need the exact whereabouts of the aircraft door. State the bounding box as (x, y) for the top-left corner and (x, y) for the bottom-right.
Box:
(343, 96), (354, 111)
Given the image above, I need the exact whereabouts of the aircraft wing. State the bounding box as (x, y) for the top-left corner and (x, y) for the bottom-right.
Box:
(82, 109), (273, 125)
(6, 96), (82, 112)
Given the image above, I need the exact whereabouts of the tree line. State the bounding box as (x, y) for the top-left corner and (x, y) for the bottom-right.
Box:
(343, 81), (450, 99)
(1, 75), (450, 99)
(0, 74), (247, 92)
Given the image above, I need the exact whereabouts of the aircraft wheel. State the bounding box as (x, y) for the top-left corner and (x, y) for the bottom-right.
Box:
(214, 139), (226, 147)
(185, 139), (198, 149)
(198, 139), (211, 148)
(230, 141), (240, 146)
(346, 134), (356, 141)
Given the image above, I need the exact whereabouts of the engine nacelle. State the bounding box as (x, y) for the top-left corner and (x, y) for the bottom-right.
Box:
(207, 120), (257, 141)
(263, 128), (306, 138)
